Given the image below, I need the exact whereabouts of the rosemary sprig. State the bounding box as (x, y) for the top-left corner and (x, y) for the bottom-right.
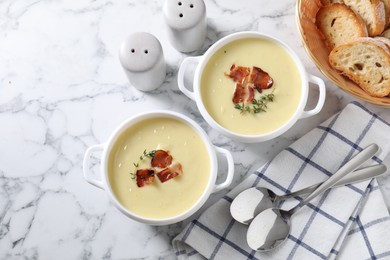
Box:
(130, 149), (156, 179)
(234, 91), (275, 114)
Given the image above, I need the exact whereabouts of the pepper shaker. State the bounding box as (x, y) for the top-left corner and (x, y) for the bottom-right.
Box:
(119, 32), (166, 91)
(163, 0), (207, 53)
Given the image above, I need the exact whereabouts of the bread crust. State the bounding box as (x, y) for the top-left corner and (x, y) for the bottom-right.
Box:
(381, 0), (390, 26)
(329, 37), (390, 97)
(375, 36), (390, 49)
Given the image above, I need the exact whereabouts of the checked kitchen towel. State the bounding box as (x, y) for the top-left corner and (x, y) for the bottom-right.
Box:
(172, 102), (390, 260)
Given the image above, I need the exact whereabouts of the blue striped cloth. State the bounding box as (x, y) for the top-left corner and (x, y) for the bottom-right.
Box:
(173, 102), (390, 260)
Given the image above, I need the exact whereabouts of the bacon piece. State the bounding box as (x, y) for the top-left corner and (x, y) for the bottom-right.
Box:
(247, 85), (255, 103)
(136, 169), (155, 187)
(225, 64), (250, 83)
(151, 150), (172, 168)
(232, 83), (255, 104)
(250, 66), (274, 92)
(232, 83), (247, 104)
(156, 162), (182, 183)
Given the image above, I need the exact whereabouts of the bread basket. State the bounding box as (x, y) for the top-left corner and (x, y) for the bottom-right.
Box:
(296, 0), (390, 107)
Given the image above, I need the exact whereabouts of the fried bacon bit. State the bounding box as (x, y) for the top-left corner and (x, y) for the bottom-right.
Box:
(151, 150), (172, 168)
(225, 64), (274, 105)
(232, 83), (255, 104)
(250, 66), (274, 92)
(156, 162), (183, 183)
(136, 169), (155, 187)
(225, 64), (250, 83)
(232, 83), (247, 104)
(247, 85), (255, 103)
(134, 149), (183, 187)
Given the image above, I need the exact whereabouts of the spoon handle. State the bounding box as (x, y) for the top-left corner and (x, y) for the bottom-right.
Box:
(279, 164), (387, 200)
(288, 143), (379, 215)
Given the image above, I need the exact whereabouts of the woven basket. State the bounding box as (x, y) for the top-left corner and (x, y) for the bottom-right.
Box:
(296, 0), (390, 107)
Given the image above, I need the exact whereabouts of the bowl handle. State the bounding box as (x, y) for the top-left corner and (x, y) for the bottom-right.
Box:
(177, 56), (201, 100)
(300, 74), (326, 119)
(83, 144), (106, 190)
(212, 146), (235, 193)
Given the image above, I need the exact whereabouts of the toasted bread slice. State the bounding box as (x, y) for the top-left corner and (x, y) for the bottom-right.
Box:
(329, 37), (390, 97)
(316, 4), (368, 49)
(342, 0), (386, 36)
(382, 28), (390, 38)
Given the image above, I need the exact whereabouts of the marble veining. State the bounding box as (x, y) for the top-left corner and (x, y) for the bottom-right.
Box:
(0, 0), (389, 259)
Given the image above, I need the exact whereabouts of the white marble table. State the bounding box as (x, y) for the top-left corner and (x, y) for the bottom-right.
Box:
(1, 0), (389, 259)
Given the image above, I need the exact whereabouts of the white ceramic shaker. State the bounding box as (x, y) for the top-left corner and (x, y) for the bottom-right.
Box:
(119, 32), (166, 91)
(163, 0), (207, 53)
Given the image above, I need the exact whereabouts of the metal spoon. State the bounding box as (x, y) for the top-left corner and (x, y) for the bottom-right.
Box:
(231, 164), (387, 225)
(246, 143), (379, 251)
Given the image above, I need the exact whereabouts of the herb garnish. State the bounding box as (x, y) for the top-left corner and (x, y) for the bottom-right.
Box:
(234, 91), (275, 114)
(130, 149), (156, 179)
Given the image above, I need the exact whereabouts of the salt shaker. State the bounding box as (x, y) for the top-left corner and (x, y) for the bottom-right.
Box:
(119, 32), (166, 91)
(163, 0), (207, 53)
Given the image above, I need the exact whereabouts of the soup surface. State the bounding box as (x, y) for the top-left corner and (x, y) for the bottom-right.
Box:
(108, 117), (211, 219)
(201, 38), (302, 135)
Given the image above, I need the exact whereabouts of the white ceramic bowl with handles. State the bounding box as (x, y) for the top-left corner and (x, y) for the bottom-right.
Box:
(82, 111), (234, 225)
(178, 31), (326, 143)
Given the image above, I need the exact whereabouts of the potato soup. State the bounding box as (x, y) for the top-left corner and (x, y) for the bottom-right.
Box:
(108, 117), (210, 219)
(200, 38), (302, 135)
